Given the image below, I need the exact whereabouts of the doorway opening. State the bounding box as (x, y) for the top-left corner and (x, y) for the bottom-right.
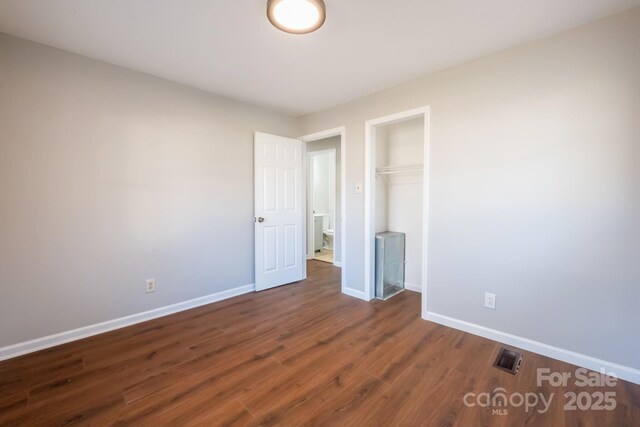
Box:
(307, 148), (336, 264)
(301, 127), (346, 292)
(365, 107), (430, 309)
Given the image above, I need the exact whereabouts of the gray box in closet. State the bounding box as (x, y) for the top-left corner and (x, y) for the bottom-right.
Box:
(375, 232), (406, 300)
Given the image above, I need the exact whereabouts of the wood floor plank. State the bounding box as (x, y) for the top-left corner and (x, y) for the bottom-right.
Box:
(28, 338), (193, 406)
(0, 356), (84, 398)
(238, 340), (366, 418)
(193, 399), (255, 426)
(300, 372), (389, 426)
(0, 391), (29, 425)
(114, 357), (283, 425)
(121, 326), (285, 405)
(0, 260), (638, 426)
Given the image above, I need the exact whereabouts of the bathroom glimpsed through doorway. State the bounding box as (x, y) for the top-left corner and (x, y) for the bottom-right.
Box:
(306, 137), (340, 266)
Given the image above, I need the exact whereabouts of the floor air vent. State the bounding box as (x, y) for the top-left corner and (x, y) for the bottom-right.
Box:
(493, 348), (523, 375)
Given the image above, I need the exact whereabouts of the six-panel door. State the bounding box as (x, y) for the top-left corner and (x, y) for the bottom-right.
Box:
(254, 132), (304, 291)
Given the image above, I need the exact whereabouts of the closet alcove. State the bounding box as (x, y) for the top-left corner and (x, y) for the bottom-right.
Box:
(374, 116), (425, 297)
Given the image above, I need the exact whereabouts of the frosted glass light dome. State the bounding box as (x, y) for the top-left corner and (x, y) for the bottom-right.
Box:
(267, 0), (326, 34)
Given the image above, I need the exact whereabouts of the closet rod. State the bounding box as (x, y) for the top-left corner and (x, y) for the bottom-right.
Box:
(375, 164), (423, 177)
(377, 170), (423, 175)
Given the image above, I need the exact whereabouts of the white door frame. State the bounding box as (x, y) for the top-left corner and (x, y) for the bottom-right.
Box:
(300, 127), (346, 293)
(364, 107), (431, 311)
(306, 148), (337, 261)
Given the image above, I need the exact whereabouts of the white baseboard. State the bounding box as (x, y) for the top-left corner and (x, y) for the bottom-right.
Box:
(404, 282), (422, 293)
(342, 286), (369, 301)
(0, 284), (255, 362)
(424, 311), (640, 385)
(333, 261), (343, 268)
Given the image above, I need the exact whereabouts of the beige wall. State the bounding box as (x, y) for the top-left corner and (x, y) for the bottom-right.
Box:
(0, 33), (297, 347)
(299, 9), (640, 369)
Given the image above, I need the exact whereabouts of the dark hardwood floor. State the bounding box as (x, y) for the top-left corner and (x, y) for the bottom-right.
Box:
(1, 260), (638, 426)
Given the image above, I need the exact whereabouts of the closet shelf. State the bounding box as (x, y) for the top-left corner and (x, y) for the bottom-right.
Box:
(375, 164), (423, 178)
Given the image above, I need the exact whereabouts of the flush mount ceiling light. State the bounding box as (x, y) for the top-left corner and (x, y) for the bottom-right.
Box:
(267, 0), (326, 34)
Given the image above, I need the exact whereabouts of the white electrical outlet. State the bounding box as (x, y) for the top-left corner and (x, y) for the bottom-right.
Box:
(145, 279), (156, 293)
(484, 292), (496, 309)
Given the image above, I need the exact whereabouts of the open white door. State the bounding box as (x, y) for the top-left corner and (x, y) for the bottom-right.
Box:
(254, 132), (304, 291)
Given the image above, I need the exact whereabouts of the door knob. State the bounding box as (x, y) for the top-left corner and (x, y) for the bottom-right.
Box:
(255, 217), (265, 223)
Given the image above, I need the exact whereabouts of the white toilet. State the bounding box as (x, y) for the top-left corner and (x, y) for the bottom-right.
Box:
(323, 228), (334, 250)
(314, 213), (334, 251)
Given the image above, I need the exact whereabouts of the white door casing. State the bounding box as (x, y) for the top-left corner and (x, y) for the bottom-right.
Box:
(254, 132), (304, 291)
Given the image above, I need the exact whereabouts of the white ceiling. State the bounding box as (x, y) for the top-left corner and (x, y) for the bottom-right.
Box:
(0, 0), (638, 116)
